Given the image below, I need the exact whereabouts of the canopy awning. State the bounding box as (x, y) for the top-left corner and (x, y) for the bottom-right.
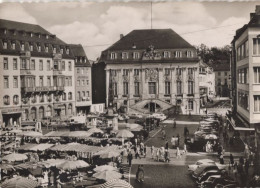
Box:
(50, 143), (105, 153)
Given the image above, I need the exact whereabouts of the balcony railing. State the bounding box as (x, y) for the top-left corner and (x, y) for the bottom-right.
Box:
(22, 86), (64, 93)
(53, 70), (63, 75)
(20, 69), (32, 75)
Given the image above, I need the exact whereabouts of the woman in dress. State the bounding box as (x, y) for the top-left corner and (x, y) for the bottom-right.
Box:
(136, 165), (144, 182)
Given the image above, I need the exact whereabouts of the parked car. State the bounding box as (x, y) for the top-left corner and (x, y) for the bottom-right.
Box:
(197, 170), (222, 184)
(192, 165), (219, 179)
(151, 113), (167, 121)
(215, 184), (238, 188)
(200, 177), (237, 188)
(189, 159), (226, 172)
(188, 159), (216, 171)
(198, 175), (221, 186)
(129, 113), (143, 119)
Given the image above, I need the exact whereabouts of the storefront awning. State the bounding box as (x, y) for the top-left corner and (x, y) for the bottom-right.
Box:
(227, 117), (254, 131)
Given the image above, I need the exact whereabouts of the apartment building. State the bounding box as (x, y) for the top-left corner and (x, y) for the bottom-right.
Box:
(0, 19), (88, 127)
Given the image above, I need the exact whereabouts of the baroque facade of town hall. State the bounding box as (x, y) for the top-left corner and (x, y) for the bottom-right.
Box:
(95, 29), (200, 114)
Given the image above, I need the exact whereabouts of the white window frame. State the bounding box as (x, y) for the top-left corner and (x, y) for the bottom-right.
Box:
(133, 52), (139, 59)
(111, 52), (117, 59)
(163, 51), (170, 58)
(3, 41), (7, 49)
(254, 95), (260, 112)
(175, 51), (182, 58)
(187, 51), (193, 57)
(122, 52), (128, 59)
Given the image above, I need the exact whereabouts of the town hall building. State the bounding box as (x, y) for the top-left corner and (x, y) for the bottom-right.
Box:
(94, 29), (200, 114)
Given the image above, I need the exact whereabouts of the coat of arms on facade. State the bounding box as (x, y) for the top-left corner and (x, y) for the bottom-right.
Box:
(142, 45), (161, 60)
(145, 68), (158, 81)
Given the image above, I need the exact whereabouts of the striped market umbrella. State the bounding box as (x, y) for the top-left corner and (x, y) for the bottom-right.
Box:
(116, 129), (134, 138)
(20, 131), (42, 137)
(98, 151), (120, 159)
(9, 129), (22, 133)
(1, 176), (38, 188)
(57, 160), (89, 170)
(93, 170), (122, 181)
(88, 127), (103, 134)
(2, 153), (28, 162)
(100, 179), (133, 188)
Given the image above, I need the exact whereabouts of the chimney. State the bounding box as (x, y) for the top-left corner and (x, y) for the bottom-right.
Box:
(120, 34), (124, 39)
(256, 5), (260, 15)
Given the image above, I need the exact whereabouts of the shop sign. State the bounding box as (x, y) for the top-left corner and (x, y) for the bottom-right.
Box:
(2, 108), (23, 114)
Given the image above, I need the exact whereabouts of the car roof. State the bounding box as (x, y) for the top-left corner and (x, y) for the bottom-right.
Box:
(197, 159), (215, 163)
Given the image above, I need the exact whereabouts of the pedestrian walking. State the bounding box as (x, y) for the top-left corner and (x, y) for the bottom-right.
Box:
(219, 154), (224, 164)
(135, 147), (141, 159)
(144, 145), (147, 158)
(165, 149), (170, 163)
(245, 159), (249, 175)
(165, 140), (169, 150)
(135, 138), (138, 146)
(183, 143), (187, 154)
(162, 129), (166, 140)
(176, 147), (181, 159)
(233, 162), (238, 180)
(151, 146), (154, 159)
(171, 135), (175, 148)
(120, 150), (124, 163)
(229, 154), (234, 166)
(239, 156), (244, 165)
(173, 119), (176, 128)
(177, 134), (180, 146)
(127, 151), (133, 167)
(184, 126), (189, 137)
(156, 149), (159, 161)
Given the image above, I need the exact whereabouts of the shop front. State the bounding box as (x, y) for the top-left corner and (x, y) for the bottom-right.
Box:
(53, 104), (66, 117)
(1, 108), (23, 128)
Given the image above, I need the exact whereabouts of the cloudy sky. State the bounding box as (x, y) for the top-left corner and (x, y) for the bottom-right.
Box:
(0, 1), (258, 60)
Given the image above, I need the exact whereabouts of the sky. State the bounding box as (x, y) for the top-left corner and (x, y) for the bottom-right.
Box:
(0, 1), (259, 60)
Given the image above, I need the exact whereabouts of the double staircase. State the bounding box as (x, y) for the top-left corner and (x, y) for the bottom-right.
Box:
(129, 99), (173, 114)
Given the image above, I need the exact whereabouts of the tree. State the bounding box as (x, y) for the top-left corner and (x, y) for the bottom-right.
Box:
(195, 44), (231, 64)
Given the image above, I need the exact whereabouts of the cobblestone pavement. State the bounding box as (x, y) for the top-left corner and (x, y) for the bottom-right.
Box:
(126, 121), (248, 188)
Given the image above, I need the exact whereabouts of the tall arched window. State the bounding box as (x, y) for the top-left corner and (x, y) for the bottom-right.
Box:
(24, 109), (29, 120)
(3, 95), (10, 105)
(31, 107), (37, 120)
(13, 95), (19, 105)
(68, 104), (72, 115)
(39, 94), (44, 103)
(68, 92), (72, 100)
(62, 93), (66, 101)
(47, 94), (52, 102)
(39, 106), (44, 119)
(46, 105), (52, 117)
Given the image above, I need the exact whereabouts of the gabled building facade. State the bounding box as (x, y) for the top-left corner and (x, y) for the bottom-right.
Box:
(71, 44), (92, 115)
(96, 29), (200, 114)
(199, 61), (215, 106)
(0, 19), (89, 127)
(211, 61), (231, 98)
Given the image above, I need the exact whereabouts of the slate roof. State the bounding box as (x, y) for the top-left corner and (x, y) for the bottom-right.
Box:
(105, 29), (194, 51)
(70, 44), (91, 67)
(0, 19), (89, 62)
